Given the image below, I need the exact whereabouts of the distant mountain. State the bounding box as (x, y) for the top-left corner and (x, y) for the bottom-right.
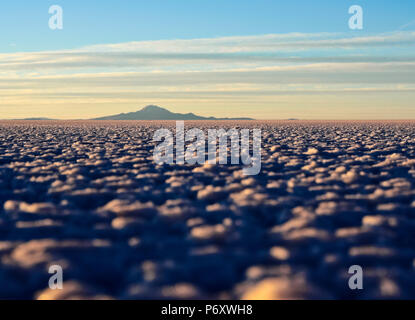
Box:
(92, 105), (254, 120)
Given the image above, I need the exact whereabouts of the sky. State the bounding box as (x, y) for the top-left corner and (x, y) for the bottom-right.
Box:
(1, 0), (415, 119)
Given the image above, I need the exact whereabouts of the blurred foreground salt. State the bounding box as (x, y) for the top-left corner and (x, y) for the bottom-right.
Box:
(1, 120), (415, 299)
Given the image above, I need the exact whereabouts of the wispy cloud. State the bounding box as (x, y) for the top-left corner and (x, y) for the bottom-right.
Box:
(1, 32), (415, 72)
(399, 20), (415, 31)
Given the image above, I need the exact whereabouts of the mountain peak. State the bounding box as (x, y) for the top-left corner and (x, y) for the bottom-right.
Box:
(141, 105), (167, 112)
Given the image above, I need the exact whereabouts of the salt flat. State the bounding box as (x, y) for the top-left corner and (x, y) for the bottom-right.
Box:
(1, 120), (415, 299)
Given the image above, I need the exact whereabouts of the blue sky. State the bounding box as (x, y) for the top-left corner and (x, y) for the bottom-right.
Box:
(2, 0), (415, 52)
(1, 1), (415, 119)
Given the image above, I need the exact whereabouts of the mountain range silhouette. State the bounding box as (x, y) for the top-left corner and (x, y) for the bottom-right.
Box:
(92, 105), (254, 120)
